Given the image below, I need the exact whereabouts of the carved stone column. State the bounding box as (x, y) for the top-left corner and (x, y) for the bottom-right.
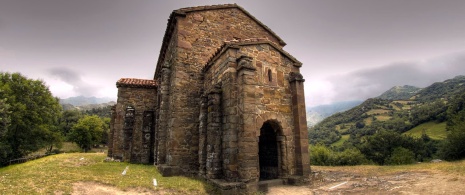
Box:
(289, 72), (310, 177)
(123, 106), (135, 161)
(156, 66), (171, 165)
(206, 85), (222, 179)
(108, 105), (116, 157)
(198, 95), (208, 177)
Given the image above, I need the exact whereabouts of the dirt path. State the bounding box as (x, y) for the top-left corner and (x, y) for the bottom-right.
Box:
(266, 170), (465, 195)
(72, 182), (171, 195)
(72, 170), (465, 194)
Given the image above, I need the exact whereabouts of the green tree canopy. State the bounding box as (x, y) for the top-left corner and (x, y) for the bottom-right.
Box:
(0, 72), (62, 165)
(440, 92), (465, 160)
(58, 109), (82, 137)
(68, 115), (105, 152)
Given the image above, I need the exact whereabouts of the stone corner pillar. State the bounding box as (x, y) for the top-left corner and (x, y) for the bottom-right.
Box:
(206, 84), (223, 179)
(198, 94), (208, 177)
(289, 72), (311, 177)
(108, 105), (116, 157)
(236, 56), (260, 183)
(156, 65), (171, 166)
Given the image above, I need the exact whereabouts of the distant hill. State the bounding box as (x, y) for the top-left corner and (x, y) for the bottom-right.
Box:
(309, 75), (465, 145)
(306, 100), (363, 127)
(377, 85), (421, 100)
(60, 96), (115, 106)
(413, 75), (465, 102)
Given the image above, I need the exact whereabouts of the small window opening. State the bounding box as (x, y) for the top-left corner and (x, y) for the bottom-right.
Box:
(268, 69), (272, 82)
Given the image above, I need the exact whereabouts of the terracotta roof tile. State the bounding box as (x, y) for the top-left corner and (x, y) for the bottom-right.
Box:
(116, 78), (157, 88)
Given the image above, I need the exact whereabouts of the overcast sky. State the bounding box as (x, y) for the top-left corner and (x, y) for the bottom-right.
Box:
(1, 0), (465, 107)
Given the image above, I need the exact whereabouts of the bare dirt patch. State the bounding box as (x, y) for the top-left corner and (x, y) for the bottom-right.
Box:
(266, 169), (465, 195)
(72, 182), (177, 195)
(70, 168), (465, 194)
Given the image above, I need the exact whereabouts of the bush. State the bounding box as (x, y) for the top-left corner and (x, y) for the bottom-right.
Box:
(333, 148), (369, 166)
(310, 144), (369, 166)
(386, 147), (416, 165)
(310, 144), (332, 165)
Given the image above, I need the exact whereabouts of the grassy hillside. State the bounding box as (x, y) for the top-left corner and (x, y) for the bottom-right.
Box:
(0, 153), (216, 194)
(309, 75), (465, 146)
(403, 122), (447, 140)
(377, 85), (421, 100)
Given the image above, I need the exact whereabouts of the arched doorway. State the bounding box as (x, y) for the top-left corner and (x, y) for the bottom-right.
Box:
(258, 120), (282, 180)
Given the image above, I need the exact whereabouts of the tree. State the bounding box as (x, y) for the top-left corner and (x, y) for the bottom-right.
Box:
(101, 117), (111, 145)
(439, 92), (465, 160)
(58, 109), (82, 137)
(0, 97), (11, 165)
(386, 147), (416, 165)
(0, 72), (62, 164)
(68, 115), (105, 152)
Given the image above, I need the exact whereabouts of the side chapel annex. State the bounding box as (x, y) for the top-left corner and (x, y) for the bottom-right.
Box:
(108, 4), (310, 192)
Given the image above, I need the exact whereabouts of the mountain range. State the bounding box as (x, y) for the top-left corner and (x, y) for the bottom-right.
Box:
(60, 96), (115, 106)
(59, 96), (115, 111)
(306, 100), (362, 127)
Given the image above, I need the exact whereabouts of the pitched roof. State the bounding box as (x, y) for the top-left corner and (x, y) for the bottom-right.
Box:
(174, 4), (286, 46)
(116, 78), (157, 89)
(154, 4), (286, 78)
(203, 38), (302, 72)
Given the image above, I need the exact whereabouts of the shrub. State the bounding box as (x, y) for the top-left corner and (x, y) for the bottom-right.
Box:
(386, 147), (416, 165)
(310, 144), (333, 165)
(333, 148), (369, 166)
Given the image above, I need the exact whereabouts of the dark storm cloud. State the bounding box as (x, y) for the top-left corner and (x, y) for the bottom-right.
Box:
(48, 67), (98, 96)
(328, 52), (465, 102)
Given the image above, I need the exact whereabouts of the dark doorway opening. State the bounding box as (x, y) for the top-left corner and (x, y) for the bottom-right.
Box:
(259, 121), (280, 180)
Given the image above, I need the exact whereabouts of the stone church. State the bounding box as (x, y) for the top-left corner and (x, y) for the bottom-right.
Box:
(108, 4), (310, 191)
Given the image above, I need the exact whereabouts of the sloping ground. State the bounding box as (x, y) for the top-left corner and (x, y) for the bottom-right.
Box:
(3, 152), (465, 194)
(0, 153), (216, 194)
(265, 160), (465, 194)
(403, 122), (447, 140)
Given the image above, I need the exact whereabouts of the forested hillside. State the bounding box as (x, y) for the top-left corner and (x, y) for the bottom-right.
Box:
(309, 75), (465, 165)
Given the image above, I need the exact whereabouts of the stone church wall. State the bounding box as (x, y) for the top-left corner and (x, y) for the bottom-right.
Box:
(201, 41), (308, 182)
(111, 87), (157, 163)
(158, 7), (288, 175)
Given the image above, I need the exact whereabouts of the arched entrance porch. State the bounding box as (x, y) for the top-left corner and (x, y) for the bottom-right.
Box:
(258, 120), (284, 180)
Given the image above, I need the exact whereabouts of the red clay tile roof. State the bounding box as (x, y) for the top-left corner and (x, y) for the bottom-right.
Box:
(154, 4), (287, 78)
(116, 78), (157, 88)
(202, 38), (302, 72)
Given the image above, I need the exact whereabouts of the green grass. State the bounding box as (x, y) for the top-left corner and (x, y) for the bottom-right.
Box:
(375, 115), (392, 121)
(332, 135), (350, 147)
(0, 153), (217, 194)
(364, 117), (373, 125)
(403, 121), (447, 140)
(366, 109), (390, 115)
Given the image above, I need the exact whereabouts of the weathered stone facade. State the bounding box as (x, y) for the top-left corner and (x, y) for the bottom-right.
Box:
(108, 4), (310, 192)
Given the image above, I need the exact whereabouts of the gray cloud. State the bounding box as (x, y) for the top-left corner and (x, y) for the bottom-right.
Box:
(327, 51), (465, 103)
(48, 67), (98, 96)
